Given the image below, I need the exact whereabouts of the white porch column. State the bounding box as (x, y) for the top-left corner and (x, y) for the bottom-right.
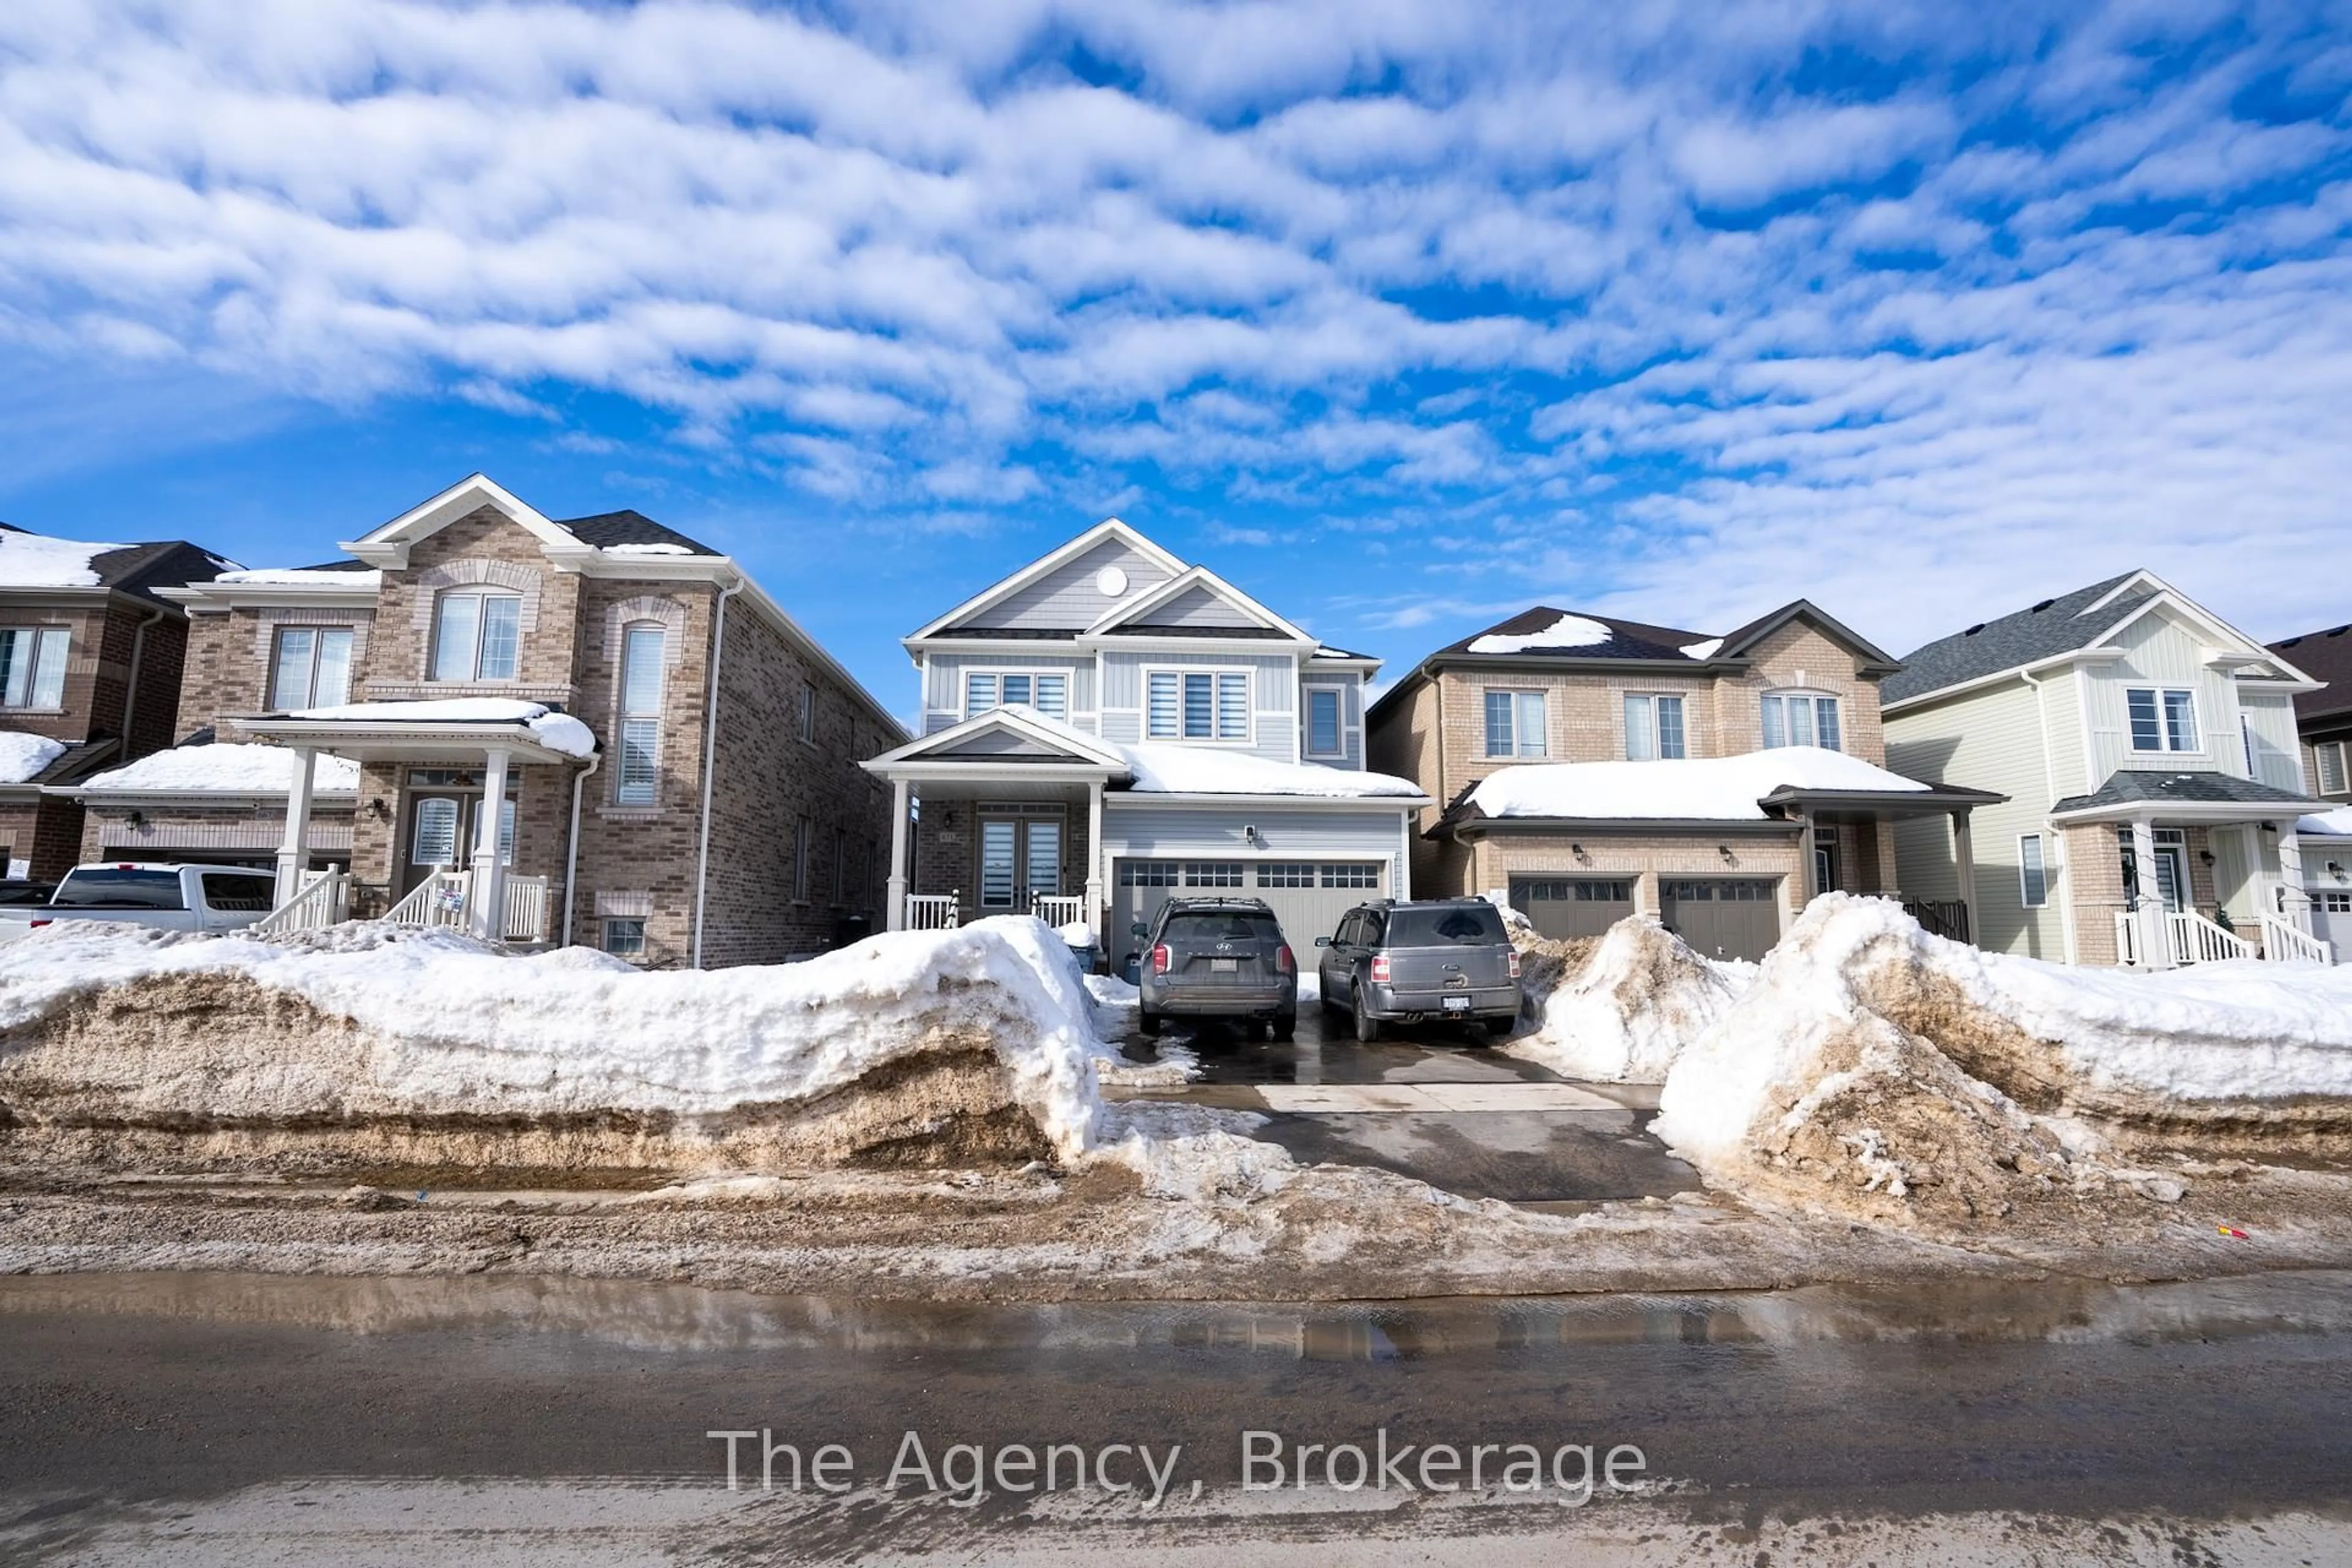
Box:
(471, 747), (512, 941)
(1952, 808), (1979, 949)
(274, 747), (318, 907)
(885, 777), (911, 933)
(2130, 815), (2173, 970)
(1796, 809), (1817, 905)
(1085, 778), (1105, 940)
(2278, 823), (2310, 933)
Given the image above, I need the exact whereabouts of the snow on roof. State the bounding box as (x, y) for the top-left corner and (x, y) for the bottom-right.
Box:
(2299, 807), (2352, 837)
(213, 567), (383, 587)
(1117, 742), (1423, 799)
(1468, 747), (1931, 822)
(288, 698), (596, 758)
(81, 744), (363, 796)
(1467, 612), (1611, 655)
(0, 731), (67, 785)
(603, 541), (696, 556)
(0, 530), (126, 587)
(1680, 638), (1724, 661)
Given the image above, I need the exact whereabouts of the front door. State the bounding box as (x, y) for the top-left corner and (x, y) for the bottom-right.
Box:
(399, 784), (516, 897)
(978, 815), (1062, 914)
(2117, 827), (2190, 913)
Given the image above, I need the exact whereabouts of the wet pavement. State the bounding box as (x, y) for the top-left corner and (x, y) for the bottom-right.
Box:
(1110, 993), (1696, 1205)
(4, 1268), (2352, 1563)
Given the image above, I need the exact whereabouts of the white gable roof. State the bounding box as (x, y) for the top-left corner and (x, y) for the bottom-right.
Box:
(342, 473), (598, 570)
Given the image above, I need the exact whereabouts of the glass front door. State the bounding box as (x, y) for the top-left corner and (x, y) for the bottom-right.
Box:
(979, 815), (1062, 911)
(401, 788), (516, 895)
(2118, 827), (2190, 913)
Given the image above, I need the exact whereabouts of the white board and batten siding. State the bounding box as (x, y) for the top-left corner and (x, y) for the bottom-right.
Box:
(1098, 650), (1299, 764)
(2080, 609), (2263, 787)
(2237, 690), (2309, 794)
(1101, 800), (1412, 953)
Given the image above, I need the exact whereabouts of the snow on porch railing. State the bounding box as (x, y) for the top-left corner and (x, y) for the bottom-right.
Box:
(502, 876), (551, 943)
(905, 892), (959, 931)
(1028, 892), (1085, 928)
(384, 867), (470, 931)
(2260, 913), (2334, 965)
(255, 867), (350, 936)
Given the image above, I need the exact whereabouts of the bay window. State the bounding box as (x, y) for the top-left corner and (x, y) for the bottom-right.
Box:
(1761, 691), (1842, 752)
(0, 626), (69, 709)
(431, 590), (522, 682)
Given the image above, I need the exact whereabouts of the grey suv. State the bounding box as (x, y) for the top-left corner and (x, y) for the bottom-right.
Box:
(1137, 897), (1298, 1040)
(1316, 899), (1522, 1042)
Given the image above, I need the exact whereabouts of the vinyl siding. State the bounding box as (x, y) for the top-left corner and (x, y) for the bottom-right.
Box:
(1099, 650), (1297, 763)
(2237, 690), (2307, 793)
(1100, 801), (1409, 859)
(2082, 608), (2245, 782)
(920, 652), (1095, 734)
(1130, 582), (1262, 630)
(957, 538), (1175, 632)
(1298, 676), (1364, 771)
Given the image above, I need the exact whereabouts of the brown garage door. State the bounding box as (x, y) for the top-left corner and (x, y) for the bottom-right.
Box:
(1660, 878), (1782, 962)
(1510, 877), (1635, 941)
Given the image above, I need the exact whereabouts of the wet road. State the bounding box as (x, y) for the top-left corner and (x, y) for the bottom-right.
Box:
(5, 1269), (2352, 1563)
(1112, 992), (1699, 1205)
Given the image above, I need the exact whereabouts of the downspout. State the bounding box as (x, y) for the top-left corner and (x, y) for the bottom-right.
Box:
(119, 607), (167, 753)
(2021, 668), (2077, 965)
(690, 575), (745, 970)
(561, 750), (601, 949)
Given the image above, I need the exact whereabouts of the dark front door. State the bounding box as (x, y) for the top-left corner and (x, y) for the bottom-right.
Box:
(1661, 878), (1783, 962)
(397, 774), (516, 897)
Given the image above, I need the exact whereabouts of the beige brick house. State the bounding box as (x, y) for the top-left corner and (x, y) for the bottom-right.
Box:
(0, 524), (227, 881)
(64, 475), (902, 966)
(1367, 602), (1998, 961)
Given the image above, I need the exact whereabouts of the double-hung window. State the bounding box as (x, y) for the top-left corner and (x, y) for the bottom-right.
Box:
(965, 671), (1069, 722)
(1483, 690), (1547, 758)
(1623, 693), (1687, 760)
(1305, 687), (1343, 758)
(616, 624), (665, 806)
(1761, 692), (1842, 752)
(0, 627), (69, 709)
(269, 627), (353, 709)
(431, 590), (522, 682)
(1146, 670), (1248, 741)
(2125, 687), (2200, 753)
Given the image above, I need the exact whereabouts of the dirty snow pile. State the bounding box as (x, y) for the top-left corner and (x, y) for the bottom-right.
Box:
(1653, 895), (2352, 1226)
(0, 915), (1109, 1163)
(1505, 916), (1747, 1081)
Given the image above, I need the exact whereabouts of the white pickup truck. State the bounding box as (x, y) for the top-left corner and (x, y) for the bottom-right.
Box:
(0, 863), (281, 944)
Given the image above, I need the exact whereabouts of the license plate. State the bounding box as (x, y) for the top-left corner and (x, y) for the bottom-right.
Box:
(1442, 995), (1471, 1012)
(1211, 958), (1238, 973)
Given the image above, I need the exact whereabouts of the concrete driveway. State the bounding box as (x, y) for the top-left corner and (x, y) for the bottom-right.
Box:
(1103, 989), (1699, 1206)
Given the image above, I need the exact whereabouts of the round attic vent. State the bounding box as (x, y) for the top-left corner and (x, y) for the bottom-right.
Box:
(1095, 565), (1129, 598)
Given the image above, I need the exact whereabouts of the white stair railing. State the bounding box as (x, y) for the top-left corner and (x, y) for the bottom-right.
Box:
(2114, 910), (2141, 966)
(2170, 910), (2254, 964)
(1028, 892), (1085, 928)
(2259, 914), (2334, 965)
(904, 892), (959, 931)
(383, 867), (470, 931)
(503, 876), (551, 943)
(256, 867), (350, 936)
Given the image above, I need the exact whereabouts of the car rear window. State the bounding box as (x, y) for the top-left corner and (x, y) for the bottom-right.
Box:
(200, 873), (277, 911)
(51, 869), (186, 910)
(1385, 905), (1506, 946)
(1161, 912), (1283, 944)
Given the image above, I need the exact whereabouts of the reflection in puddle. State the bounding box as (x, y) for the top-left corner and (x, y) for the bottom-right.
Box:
(1, 1268), (2348, 1360)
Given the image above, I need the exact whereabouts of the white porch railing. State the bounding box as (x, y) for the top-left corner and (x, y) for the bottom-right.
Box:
(503, 876), (552, 943)
(905, 892), (959, 931)
(2260, 913), (2335, 965)
(2115, 907), (2257, 966)
(256, 867), (350, 936)
(1029, 892), (1085, 928)
(384, 867), (472, 931)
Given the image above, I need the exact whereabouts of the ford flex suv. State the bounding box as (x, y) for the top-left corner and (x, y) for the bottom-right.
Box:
(1316, 898), (1522, 1042)
(1137, 897), (1298, 1040)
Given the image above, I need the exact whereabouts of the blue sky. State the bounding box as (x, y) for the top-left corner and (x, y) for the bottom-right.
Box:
(1, 0), (2348, 721)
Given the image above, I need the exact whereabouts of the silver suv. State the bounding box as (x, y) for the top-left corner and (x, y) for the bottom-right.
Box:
(1316, 899), (1522, 1042)
(1137, 897), (1298, 1041)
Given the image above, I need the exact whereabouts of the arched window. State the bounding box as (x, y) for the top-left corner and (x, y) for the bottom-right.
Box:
(431, 590), (523, 682)
(616, 622), (666, 805)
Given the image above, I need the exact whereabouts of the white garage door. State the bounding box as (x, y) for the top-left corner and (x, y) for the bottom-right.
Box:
(1110, 858), (1385, 962)
(2315, 889), (2352, 956)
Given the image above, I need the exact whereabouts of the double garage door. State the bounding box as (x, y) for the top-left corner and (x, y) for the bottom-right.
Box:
(1110, 858), (1387, 962)
(1509, 875), (1784, 962)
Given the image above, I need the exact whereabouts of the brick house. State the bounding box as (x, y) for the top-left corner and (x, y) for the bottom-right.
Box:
(1367, 603), (1998, 961)
(0, 522), (227, 880)
(1884, 571), (2331, 968)
(64, 475), (902, 966)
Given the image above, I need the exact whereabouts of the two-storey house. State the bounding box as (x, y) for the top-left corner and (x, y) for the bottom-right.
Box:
(64, 474), (903, 967)
(1884, 571), (2331, 968)
(2265, 620), (2352, 952)
(1368, 602), (1999, 962)
(0, 522), (226, 880)
(861, 521), (1425, 959)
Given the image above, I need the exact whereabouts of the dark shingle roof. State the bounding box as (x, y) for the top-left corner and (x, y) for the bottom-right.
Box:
(553, 509), (720, 556)
(293, 558), (376, 573)
(1883, 572), (2150, 706)
(0, 525), (230, 606)
(1435, 605), (1713, 663)
(2268, 624), (2352, 725)
(2052, 769), (2322, 815)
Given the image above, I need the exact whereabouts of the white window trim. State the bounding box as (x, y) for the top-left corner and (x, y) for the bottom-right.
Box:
(1760, 687), (1844, 752)
(0, 625), (71, 711)
(2315, 739), (2348, 797)
(1142, 665), (1254, 745)
(268, 625), (356, 710)
(1621, 691), (1689, 761)
(1482, 687), (1548, 760)
(960, 666), (1076, 723)
(2018, 832), (2049, 908)
(615, 620), (666, 808)
(1302, 682), (1348, 759)
(2124, 685), (2206, 755)
(429, 587), (526, 683)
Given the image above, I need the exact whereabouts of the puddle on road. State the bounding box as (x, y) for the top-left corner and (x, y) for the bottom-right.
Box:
(2, 1268), (2348, 1361)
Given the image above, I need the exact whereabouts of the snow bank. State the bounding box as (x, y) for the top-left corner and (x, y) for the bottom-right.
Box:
(1117, 742), (1422, 799)
(0, 916), (1110, 1170)
(80, 744), (362, 796)
(1467, 612), (1610, 654)
(0, 732), (66, 785)
(0, 529), (120, 587)
(1506, 917), (1747, 1082)
(1468, 747), (1928, 821)
(289, 698), (596, 758)
(1654, 895), (2352, 1226)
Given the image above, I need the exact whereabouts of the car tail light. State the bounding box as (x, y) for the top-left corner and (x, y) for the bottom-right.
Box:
(1370, 954), (1390, 983)
(29, 919), (51, 929)
(1507, 950), (1521, 979)
(1151, 944), (1170, 975)
(1276, 944), (1295, 974)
